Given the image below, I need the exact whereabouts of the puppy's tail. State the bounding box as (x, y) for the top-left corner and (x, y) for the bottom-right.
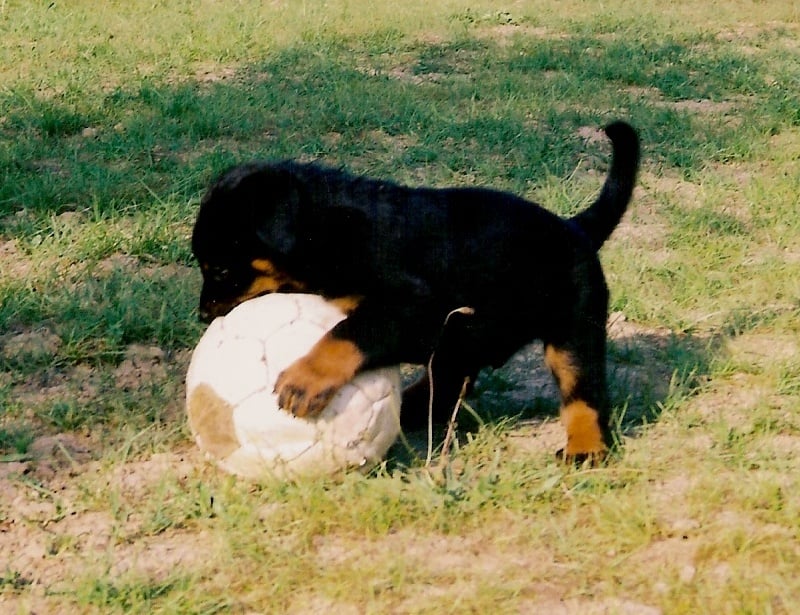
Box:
(569, 121), (640, 251)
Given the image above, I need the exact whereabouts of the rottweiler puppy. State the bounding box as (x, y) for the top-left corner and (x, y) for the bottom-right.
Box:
(192, 121), (640, 460)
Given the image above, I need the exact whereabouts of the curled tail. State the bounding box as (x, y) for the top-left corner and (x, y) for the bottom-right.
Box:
(569, 121), (640, 251)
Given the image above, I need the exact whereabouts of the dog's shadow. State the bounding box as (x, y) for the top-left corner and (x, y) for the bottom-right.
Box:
(391, 314), (713, 464)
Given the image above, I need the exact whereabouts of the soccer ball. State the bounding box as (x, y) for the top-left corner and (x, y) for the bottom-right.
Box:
(185, 293), (402, 480)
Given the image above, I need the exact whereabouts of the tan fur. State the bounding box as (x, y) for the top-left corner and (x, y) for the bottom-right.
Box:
(544, 345), (578, 399)
(327, 295), (363, 315)
(239, 259), (306, 301)
(560, 399), (607, 457)
(274, 335), (365, 417)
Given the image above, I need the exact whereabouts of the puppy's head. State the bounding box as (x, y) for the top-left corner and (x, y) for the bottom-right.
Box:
(192, 163), (307, 322)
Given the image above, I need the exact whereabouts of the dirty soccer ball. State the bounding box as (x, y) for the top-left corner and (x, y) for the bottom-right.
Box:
(185, 293), (402, 480)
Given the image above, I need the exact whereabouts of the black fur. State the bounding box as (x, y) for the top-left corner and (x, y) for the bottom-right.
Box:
(192, 121), (640, 457)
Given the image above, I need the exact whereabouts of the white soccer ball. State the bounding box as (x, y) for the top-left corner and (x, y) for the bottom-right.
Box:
(185, 293), (402, 480)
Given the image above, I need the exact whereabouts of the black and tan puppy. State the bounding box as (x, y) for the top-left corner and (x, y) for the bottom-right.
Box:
(192, 121), (640, 460)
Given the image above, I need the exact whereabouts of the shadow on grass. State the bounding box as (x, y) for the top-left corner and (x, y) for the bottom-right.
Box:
(2, 30), (786, 223)
(389, 322), (719, 466)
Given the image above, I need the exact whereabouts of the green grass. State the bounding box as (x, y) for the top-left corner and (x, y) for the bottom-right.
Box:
(1, 0), (800, 612)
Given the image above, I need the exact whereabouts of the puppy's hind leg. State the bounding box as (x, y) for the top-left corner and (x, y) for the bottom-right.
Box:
(545, 344), (611, 462)
(400, 355), (479, 431)
(544, 287), (613, 463)
(400, 308), (480, 431)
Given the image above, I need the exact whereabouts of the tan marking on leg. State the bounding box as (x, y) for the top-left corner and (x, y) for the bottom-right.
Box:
(545, 345), (579, 398)
(187, 384), (240, 459)
(274, 335), (366, 417)
(560, 399), (608, 457)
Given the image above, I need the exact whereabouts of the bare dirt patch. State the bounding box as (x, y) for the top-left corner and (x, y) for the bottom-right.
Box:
(114, 344), (169, 390)
(1, 327), (62, 361)
(725, 331), (798, 366)
(0, 239), (34, 279)
(658, 99), (739, 115)
(0, 447), (211, 613)
(622, 85), (743, 117)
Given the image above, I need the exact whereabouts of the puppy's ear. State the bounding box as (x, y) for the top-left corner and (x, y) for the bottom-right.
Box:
(231, 167), (301, 255)
(254, 184), (300, 255)
(302, 207), (371, 283)
(309, 207), (369, 243)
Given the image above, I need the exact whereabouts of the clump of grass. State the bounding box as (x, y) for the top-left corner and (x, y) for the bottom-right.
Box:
(0, 425), (35, 458)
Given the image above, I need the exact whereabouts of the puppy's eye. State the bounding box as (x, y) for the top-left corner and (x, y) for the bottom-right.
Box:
(208, 267), (230, 282)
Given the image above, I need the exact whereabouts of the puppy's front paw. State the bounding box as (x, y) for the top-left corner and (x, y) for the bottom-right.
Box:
(273, 335), (365, 418)
(274, 360), (340, 418)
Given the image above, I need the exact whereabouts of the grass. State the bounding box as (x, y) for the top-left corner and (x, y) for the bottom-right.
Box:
(1, 0), (800, 612)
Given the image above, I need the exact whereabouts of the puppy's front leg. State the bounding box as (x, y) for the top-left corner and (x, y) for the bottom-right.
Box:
(274, 298), (438, 418)
(274, 332), (365, 417)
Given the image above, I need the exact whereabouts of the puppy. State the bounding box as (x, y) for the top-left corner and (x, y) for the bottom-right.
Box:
(192, 121), (640, 460)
